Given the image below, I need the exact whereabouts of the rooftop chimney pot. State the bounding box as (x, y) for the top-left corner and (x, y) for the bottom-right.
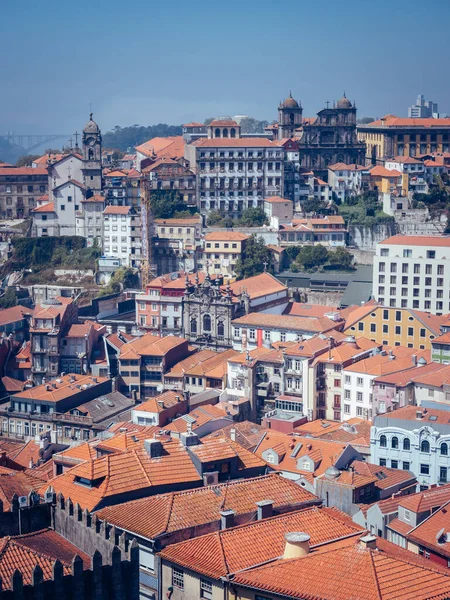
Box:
(283, 532), (310, 559)
(359, 534), (377, 550)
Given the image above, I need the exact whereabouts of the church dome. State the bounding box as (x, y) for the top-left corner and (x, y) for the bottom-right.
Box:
(337, 94), (352, 109)
(84, 113), (100, 134)
(325, 465), (341, 479)
(281, 93), (300, 109)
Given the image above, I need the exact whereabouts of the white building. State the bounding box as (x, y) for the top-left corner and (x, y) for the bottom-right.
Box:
(327, 163), (366, 203)
(371, 405), (450, 487)
(102, 205), (139, 268)
(184, 119), (284, 217)
(31, 202), (58, 237)
(384, 156), (424, 176)
(75, 195), (104, 247)
(373, 235), (450, 314)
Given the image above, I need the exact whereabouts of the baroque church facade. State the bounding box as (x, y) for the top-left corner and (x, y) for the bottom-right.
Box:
(182, 274), (249, 350)
(272, 93), (366, 176)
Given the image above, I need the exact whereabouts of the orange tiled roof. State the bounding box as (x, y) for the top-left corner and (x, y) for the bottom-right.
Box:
(0, 470), (42, 510)
(96, 473), (319, 540)
(284, 303), (339, 318)
(185, 349), (239, 377)
(379, 234), (450, 247)
(377, 405), (450, 426)
(120, 333), (187, 359)
(407, 501), (450, 559)
(136, 136), (185, 160)
(55, 442), (98, 463)
(203, 421), (266, 451)
(255, 431), (348, 478)
(232, 312), (338, 334)
(159, 506), (364, 579)
(7, 440), (41, 469)
(154, 216), (201, 226)
(204, 231), (249, 241)
(208, 119), (239, 127)
(370, 166), (402, 178)
(12, 374), (108, 403)
(367, 115), (450, 128)
(1, 377), (26, 393)
(103, 205), (131, 215)
(42, 440), (202, 511)
(164, 350), (217, 378)
(231, 534), (450, 600)
(0, 305), (29, 326)
(225, 272), (287, 301)
(0, 529), (90, 589)
(328, 162), (367, 171)
(134, 390), (185, 414)
(352, 460), (416, 491)
(264, 195), (293, 204)
(399, 483), (450, 514)
(31, 202), (55, 213)
(295, 418), (371, 448)
(64, 323), (92, 338)
(164, 404), (228, 435)
(374, 361), (443, 387)
(0, 167), (48, 176)
(188, 436), (265, 471)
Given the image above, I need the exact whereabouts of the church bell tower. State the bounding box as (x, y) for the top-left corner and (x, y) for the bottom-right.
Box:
(82, 113), (102, 196)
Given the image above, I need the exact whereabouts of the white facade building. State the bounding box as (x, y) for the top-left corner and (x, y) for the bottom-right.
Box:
(75, 195), (104, 247)
(102, 205), (139, 268)
(371, 406), (450, 487)
(327, 163), (366, 202)
(184, 120), (284, 217)
(373, 235), (450, 314)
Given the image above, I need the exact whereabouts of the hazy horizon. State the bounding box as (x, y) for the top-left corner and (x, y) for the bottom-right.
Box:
(2, 0), (450, 136)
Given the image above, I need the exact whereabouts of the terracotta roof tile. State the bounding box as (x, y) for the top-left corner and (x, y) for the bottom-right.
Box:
(12, 374), (108, 403)
(120, 334), (187, 359)
(0, 529), (90, 589)
(352, 460), (416, 491)
(379, 234), (450, 247)
(134, 390), (185, 414)
(136, 136), (185, 160)
(0, 305), (29, 326)
(164, 405), (229, 434)
(159, 506), (364, 579)
(96, 473), (319, 540)
(232, 312), (338, 334)
(407, 501), (450, 559)
(399, 483), (450, 513)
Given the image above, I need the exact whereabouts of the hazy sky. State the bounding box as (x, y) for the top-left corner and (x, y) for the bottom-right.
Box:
(2, 0), (449, 135)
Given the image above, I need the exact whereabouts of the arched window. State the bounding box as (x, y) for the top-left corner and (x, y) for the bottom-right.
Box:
(421, 440), (430, 453)
(441, 443), (448, 456)
(230, 128), (236, 138)
(380, 435), (387, 448)
(190, 318), (197, 334)
(403, 438), (411, 451)
(217, 321), (224, 338)
(223, 128), (228, 138)
(88, 149), (94, 160)
(203, 314), (211, 332)
(391, 436), (398, 449)
(215, 128), (220, 138)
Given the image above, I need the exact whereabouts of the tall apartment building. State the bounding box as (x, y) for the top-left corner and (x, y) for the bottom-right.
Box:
(102, 205), (141, 268)
(30, 297), (78, 384)
(184, 120), (283, 216)
(0, 167), (48, 218)
(408, 94), (439, 118)
(373, 235), (450, 314)
(203, 231), (249, 279)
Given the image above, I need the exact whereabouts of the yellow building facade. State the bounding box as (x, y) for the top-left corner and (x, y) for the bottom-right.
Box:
(358, 116), (450, 164)
(344, 305), (445, 350)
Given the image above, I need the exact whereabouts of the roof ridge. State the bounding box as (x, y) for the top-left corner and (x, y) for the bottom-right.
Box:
(367, 547), (383, 600)
(164, 493), (176, 533)
(133, 449), (153, 487)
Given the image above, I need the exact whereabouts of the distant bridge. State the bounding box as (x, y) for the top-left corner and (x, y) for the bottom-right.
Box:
(0, 133), (71, 153)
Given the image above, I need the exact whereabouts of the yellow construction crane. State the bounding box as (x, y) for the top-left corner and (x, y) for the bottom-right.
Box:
(139, 177), (155, 289)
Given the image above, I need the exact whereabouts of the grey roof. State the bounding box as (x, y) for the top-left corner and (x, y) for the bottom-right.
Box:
(189, 389), (221, 408)
(339, 281), (373, 308)
(80, 391), (134, 424)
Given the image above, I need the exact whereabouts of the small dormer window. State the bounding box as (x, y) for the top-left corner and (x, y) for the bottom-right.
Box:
(74, 476), (92, 488)
(301, 459), (311, 470)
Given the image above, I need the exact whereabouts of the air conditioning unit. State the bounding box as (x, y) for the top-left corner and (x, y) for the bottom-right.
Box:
(18, 496), (28, 508)
(203, 472), (219, 486)
(45, 491), (54, 504)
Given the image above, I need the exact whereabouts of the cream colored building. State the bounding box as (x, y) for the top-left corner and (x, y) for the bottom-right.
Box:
(203, 231), (249, 279)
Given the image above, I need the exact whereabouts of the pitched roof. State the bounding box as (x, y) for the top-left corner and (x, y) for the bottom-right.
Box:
(119, 333), (187, 359)
(0, 305), (29, 326)
(0, 529), (90, 589)
(295, 418), (371, 448)
(225, 272), (287, 301)
(366, 115), (450, 128)
(164, 404), (229, 434)
(204, 231), (249, 241)
(31, 202), (55, 213)
(399, 483), (450, 514)
(264, 195), (293, 203)
(42, 440), (202, 511)
(135, 136), (185, 160)
(203, 421), (266, 451)
(0, 167), (48, 176)
(134, 390), (185, 414)
(376, 405), (450, 425)
(96, 473), (319, 541)
(188, 436), (265, 471)
(370, 166), (402, 178)
(208, 120), (239, 127)
(379, 234), (450, 247)
(328, 162), (367, 171)
(103, 205), (131, 215)
(159, 506), (364, 579)
(231, 534), (450, 600)
(164, 350), (217, 378)
(0, 470), (43, 510)
(407, 501), (450, 559)
(232, 312), (338, 334)
(352, 460), (416, 491)
(12, 374), (108, 403)
(255, 431), (349, 478)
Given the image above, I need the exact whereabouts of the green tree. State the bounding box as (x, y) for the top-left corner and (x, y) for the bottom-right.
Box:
(99, 268), (139, 296)
(102, 124), (182, 152)
(296, 245), (329, 271)
(16, 154), (40, 167)
(151, 190), (186, 219)
(235, 234), (272, 279)
(238, 207), (268, 227)
(206, 210), (225, 226)
(0, 288), (17, 309)
(328, 247), (354, 270)
(239, 117), (269, 134)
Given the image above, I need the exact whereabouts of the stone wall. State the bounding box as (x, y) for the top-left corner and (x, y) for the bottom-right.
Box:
(0, 494), (51, 537)
(348, 223), (396, 252)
